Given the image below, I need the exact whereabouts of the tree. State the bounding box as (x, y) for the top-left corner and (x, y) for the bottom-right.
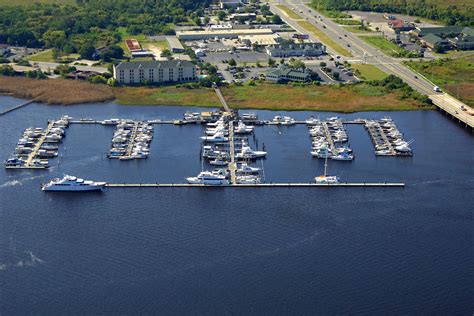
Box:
(79, 42), (96, 60)
(320, 61), (327, 67)
(42, 30), (66, 49)
(203, 16), (210, 25)
(332, 71), (340, 80)
(289, 59), (305, 69)
(0, 65), (15, 76)
(271, 14), (283, 24)
(160, 49), (173, 59)
(228, 58), (237, 67)
(268, 58), (276, 67)
(101, 45), (123, 61)
(89, 75), (107, 84)
(52, 48), (61, 61)
(217, 11), (226, 21)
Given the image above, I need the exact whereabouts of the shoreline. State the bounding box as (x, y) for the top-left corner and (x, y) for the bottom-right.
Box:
(0, 76), (434, 113)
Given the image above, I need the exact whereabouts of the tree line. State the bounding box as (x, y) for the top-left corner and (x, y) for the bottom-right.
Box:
(311, 0), (473, 26)
(0, 0), (211, 57)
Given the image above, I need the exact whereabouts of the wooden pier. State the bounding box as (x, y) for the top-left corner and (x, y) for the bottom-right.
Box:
(0, 100), (35, 116)
(24, 121), (55, 168)
(106, 182), (405, 188)
(321, 121), (337, 154)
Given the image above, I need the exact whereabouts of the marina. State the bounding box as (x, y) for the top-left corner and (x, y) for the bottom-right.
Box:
(3, 112), (415, 184)
(5, 115), (70, 169)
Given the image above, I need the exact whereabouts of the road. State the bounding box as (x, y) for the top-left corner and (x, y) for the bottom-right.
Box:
(270, 0), (474, 128)
(31, 61), (109, 74)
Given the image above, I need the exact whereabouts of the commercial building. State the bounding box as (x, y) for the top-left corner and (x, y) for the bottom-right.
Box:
(265, 65), (313, 83)
(166, 36), (185, 53)
(114, 60), (197, 85)
(239, 34), (281, 46)
(387, 19), (415, 33)
(219, 0), (241, 9)
(420, 33), (450, 50)
(177, 28), (273, 40)
(229, 13), (257, 22)
(412, 26), (465, 38)
(413, 26), (474, 51)
(266, 42), (326, 57)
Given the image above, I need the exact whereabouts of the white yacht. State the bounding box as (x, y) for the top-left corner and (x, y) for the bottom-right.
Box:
(236, 175), (261, 184)
(237, 162), (261, 174)
(42, 175), (106, 192)
(4, 157), (25, 168)
(186, 171), (229, 185)
(234, 121), (254, 134)
(200, 132), (229, 143)
(268, 115), (296, 125)
(236, 144), (266, 159)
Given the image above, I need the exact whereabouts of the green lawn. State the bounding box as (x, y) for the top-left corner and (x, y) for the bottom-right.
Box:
(345, 26), (375, 34)
(332, 19), (361, 25)
(351, 64), (388, 81)
(27, 49), (54, 62)
(405, 55), (474, 105)
(276, 4), (302, 20)
(298, 20), (352, 57)
(359, 36), (407, 57)
(117, 27), (169, 57)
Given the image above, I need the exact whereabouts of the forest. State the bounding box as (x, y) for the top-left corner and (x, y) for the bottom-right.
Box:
(0, 0), (211, 56)
(310, 0), (473, 26)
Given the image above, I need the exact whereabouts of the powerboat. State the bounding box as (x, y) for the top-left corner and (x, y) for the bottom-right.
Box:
(200, 132), (229, 143)
(42, 175), (106, 192)
(186, 171), (229, 185)
(235, 144), (266, 159)
(234, 121), (254, 134)
(236, 175), (261, 184)
(331, 152), (354, 161)
(237, 162), (261, 174)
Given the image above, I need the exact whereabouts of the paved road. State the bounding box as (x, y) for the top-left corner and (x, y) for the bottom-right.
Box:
(32, 61), (109, 74)
(270, 0), (474, 128)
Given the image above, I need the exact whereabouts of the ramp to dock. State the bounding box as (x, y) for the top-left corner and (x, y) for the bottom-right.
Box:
(0, 100), (35, 116)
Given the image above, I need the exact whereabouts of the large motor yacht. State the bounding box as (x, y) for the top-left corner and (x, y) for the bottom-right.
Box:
(42, 175), (107, 192)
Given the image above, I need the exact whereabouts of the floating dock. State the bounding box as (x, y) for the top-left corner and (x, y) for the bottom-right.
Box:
(106, 182), (405, 188)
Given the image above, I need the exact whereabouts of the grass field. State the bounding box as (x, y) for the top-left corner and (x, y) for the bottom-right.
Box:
(276, 4), (302, 19)
(351, 64), (388, 81)
(344, 26), (375, 34)
(115, 86), (221, 107)
(332, 19), (361, 25)
(405, 55), (474, 106)
(358, 36), (406, 57)
(27, 49), (80, 63)
(115, 83), (430, 112)
(297, 20), (352, 57)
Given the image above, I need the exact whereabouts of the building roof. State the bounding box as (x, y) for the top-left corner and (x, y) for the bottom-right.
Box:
(239, 34), (280, 45)
(177, 28), (273, 38)
(166, 36), (184, 50)
(461, 27), (474, 37)
(267, 42), (324, 53)
(415, 26), (464, 37)
(115, 60), (195, 70)
(266, 65), (311, 78)
(422, 33), (447, 45)
(450, 35), (474, 45)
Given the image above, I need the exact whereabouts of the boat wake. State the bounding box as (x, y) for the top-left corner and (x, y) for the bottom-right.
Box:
(0, 175), (45, 189)
(0, 251), (45, 271)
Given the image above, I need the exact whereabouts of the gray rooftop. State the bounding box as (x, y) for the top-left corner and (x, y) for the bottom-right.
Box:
(115, 60), (195, 70)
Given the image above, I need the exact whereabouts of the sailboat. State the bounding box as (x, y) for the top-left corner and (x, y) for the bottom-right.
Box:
(315, 146), (340, 184)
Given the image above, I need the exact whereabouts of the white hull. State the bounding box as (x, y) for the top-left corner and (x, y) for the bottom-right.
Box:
(186, 177), (229, 185)
(42, 184), (105, 192)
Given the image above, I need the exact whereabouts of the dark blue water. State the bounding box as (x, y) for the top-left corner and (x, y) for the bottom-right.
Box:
(1, 96), (473, 314)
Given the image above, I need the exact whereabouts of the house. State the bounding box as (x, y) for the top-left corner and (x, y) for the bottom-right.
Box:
(113, 60), (197, 85)
(387, 19), (415, 33)
(266, 42), (326, 57)
(420, 33), (450, 50)
(265, 65), (313, 83)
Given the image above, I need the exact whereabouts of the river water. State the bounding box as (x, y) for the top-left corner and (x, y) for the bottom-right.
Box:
(0, 97), (473, 314)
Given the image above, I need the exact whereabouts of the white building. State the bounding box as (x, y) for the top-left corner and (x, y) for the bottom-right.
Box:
(114, 60), (197, 85)
(177, 28), (274, 41)
(219, 0), (241, 9)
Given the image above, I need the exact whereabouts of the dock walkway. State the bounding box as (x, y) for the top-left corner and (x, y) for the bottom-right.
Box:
(0, 100), (35, 116)
(228, 120), (237, 184)
(25, 121), (55, 167)
(106, 182), (405, 188)
(321, 122), (337, 154)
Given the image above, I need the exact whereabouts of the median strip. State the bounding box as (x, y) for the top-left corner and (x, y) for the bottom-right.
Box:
(297, 20), (352, 57)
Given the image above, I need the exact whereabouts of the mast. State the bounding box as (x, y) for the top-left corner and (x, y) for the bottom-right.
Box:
(324, 147), (328, 177)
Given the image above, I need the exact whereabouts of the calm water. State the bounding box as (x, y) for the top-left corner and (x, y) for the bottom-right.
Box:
(0, 96), (473, 314)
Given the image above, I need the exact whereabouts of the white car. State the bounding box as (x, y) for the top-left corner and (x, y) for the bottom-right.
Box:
(433, 86), (442, 92)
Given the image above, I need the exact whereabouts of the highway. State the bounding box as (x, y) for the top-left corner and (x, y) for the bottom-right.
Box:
(270, 0), (474, 129)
